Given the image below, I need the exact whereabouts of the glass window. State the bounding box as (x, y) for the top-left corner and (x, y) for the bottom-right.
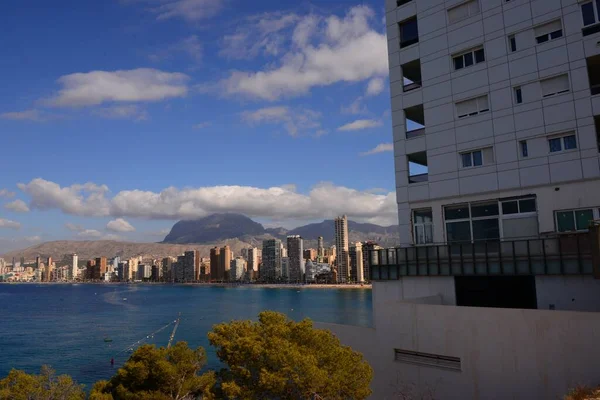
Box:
(413, 209), (433, 245)
(575, 209), (594, 230)
(472, 219), (500, 241)
(446, 221), (471, 242)
(464, 52), (474, 67)
(550, 30), (563, 40)
(509, 36), (517, 52)
(582, 2), (596, 26)
(520, 140), (528, 157)
(454, 57), (464, 70)
(445, 204), (469, 220)
(557, 211), (576, 232)
(549, 138), (562, 152)
(472, 150), (483, 166)
(519, 199), (536, 213)
(474, 48), (485, 63)
(471, 202), (499, 218)
(399, 18), (419, 48)
(502, 201), (519, 215)
(414, 210), (432, 223)
(563, 135), (577, 150)
(461, 153), (472, 167)
(515, 87), (523, 104)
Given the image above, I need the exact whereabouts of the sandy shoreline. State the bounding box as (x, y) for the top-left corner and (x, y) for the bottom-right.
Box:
(0, 282), (372, 290)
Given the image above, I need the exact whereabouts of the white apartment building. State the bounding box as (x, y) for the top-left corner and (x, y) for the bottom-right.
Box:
(316, 1), (600, 398)
(334, 215), (350, 282)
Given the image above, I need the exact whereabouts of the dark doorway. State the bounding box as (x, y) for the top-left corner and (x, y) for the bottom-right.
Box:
(455, 276), (537, 309)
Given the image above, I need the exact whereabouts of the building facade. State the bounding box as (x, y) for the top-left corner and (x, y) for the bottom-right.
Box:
(220, 245), (232, 281)
(388, 0), (600, 246)
(316, 1), (600, 398)
(334, 215), (350, 282)
(230, 257), (246, 281)
(349, 242), (365, 283)
(287, 235), (305, 282)
(261, 239), (282, 281)
(71, 254), (78, 280)
(247, 247), (259, 279)
(210, 247), (221, 281)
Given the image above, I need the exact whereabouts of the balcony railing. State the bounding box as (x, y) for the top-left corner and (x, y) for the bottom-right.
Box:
(408, 173), (428, 184)
(406, 128), (425, 139)
(368, 234), (596, 280)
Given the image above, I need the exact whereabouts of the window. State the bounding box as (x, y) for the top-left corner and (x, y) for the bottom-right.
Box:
(501, 198), (536, 215)
(587, 55), (600, 95)
(445, 201), (500, 243)
(394, 349), (461, 371)
(399, 17), (419, 48)
(448, 0), (480, 24)
(548, 134), (577, 153)
(508, 35), (517, 52)
(397, 0), (412, 6)
(461, 147), (493, 168)
(514, 86), (522, 104)
(413, 209), (433, 244)
(540, 74), (569, 97)
(408, 152), (428, 183)
(595, 116), (600, 152)
(405, 104), (425, 138)
(456, 95), (489, 118)
(534, 20), (563, 44)
(582, 1), (600, 29)
(453, 47), (485, 70)
(520, 140), (528, 157)
(556, 209), (594, 232)
(402, 59), (422, 92)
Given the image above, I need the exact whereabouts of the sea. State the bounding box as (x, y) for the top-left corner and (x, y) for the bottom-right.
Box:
(0, 284), (372, 389)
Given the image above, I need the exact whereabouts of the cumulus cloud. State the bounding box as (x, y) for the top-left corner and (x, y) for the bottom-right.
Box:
(0, 219), (21, 230)
(17, 178), (397, 225)
(93, 105), (149, 120)
(107, 218), (136, 232)
(360, 143), (394, 156)
(153, 0), (222, 21)
(337, 119), (382, 131)
(4, 200), (30, 213)
(43, 69), (189, 107)
(76, 229), (103, 239)
(17, 179), (110, 217)
(366, 77), (385, 96)
(241, 106), (322, 137)
(341, 97), (368, 115)
(0, 189), (15, 198)
(0, 109), (44, 121)
(217, 6), (388, 101)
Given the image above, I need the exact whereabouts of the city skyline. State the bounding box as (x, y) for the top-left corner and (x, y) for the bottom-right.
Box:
(0, 0), (397, 253)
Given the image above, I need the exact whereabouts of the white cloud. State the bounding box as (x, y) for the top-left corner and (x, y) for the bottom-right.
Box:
(152, 0), (223, 21)
(337, 119), (382, 131)
(360, 143), (394, 156)
(217, 6), (388, 101)
(76, 229), (103, 239)
(93, 105), (149, 120)
(193, 121), (211, 129)
(4, 200), (30, 213)
(366, 77), (385, 96)
(0, 189), (15, 198)
(149, 35), (202, 63)
(341, 97), (368, 115)
(18, 179), (110, 217)
(107, 218), (136, 232)
(0, 109), (44, 121)
(18, 178), (398, 225)
(241, 106), (322, 136)
(220, 12), (300, 60)
(65, 223), (84, 232)
(43, 68), (189, 107)
(0, 219), (21, 230)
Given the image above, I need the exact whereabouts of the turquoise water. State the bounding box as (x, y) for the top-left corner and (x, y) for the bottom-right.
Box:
(0, 284), (372, 388)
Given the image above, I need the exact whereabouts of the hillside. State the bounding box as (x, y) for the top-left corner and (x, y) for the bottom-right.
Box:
(164, 213), (265, 244)
(0, 239), (252, 264)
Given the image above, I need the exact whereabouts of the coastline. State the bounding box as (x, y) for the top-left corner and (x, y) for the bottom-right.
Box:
(0, 281), (372, 290)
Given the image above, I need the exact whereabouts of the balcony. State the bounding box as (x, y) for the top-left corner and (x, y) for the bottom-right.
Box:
(587, 55), (600, 95)
(404, 104), (425, 139)
(368, 233), (597, 280)
(408, 151), (428, 184)
(402, 60), (422, 93)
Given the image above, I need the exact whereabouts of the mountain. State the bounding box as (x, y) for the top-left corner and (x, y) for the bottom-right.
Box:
(163, 213), (265, 244)
(163, 214), (399, 247)
(0, 239), (252, 264)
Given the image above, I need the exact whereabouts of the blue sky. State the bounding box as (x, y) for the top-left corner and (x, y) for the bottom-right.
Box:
(0, 0), (397, 252)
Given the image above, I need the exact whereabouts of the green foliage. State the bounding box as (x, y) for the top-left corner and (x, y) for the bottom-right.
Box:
(208, 311), (373, 400)
(89, 342), (216, 400)
(0, 365), (85, 400)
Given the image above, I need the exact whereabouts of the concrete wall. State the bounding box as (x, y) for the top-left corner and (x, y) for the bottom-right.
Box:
(387, 0), (600, 244)
(536, 275), (600, 311)
(317, 300), (600, 399)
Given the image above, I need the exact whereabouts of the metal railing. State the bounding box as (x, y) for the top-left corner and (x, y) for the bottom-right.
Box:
(368, 234), (595, 280)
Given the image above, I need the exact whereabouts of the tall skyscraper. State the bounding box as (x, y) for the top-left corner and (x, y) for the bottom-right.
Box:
(183, 251), (197, 282)
(95, 257), (107, 280)
(161, 257), (174, 282)
(35, 256), (41, 270)
(220, 245), (232, 281)
(281, 257), (289, 280)
(210, 247), (221, 281)
(45, 257), (53, 282)
(71, 254), (78, 281)
(317, 236), (325, 259)
(287, 235), (304, 282)
(261, 239), (282, 281)
(334, 215), (349, 283)
(349, 242), (364, 283)
(230, 257), (246, 281)
(247, 247), (259, 276)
